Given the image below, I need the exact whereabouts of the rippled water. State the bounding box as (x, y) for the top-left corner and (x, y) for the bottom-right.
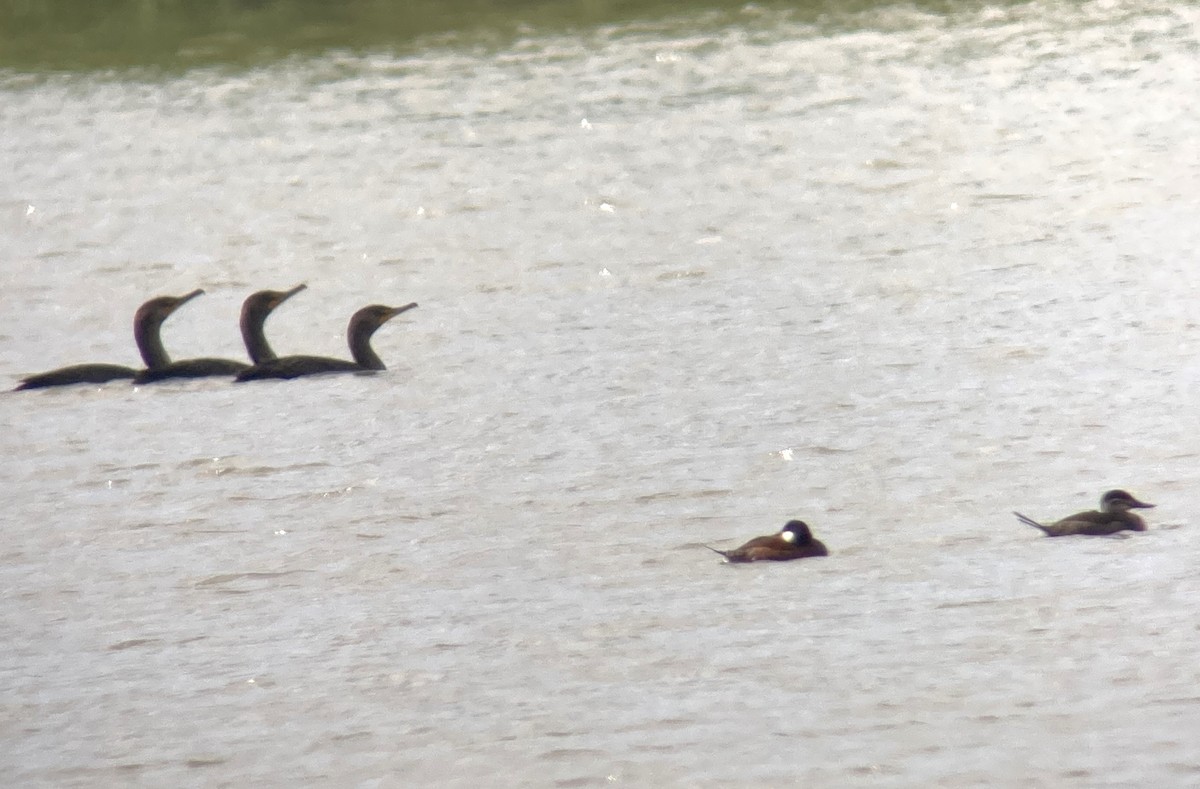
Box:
(3, 1), (1200, 785)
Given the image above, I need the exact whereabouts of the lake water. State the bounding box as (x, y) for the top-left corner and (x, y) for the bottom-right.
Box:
(3, 0), (1200, 785)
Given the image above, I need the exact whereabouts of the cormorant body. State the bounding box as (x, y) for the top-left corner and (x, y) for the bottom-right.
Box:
(134, 284), (306, 383)
(15, 290), (203, 390)
(235, 302), (417, 382)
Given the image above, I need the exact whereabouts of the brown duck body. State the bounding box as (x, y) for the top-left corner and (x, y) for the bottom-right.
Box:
(707, 520), (828, 563)
(1014, 489), (1154, 537)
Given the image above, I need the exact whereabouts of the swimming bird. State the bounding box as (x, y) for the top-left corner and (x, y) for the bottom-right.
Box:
(133, 284), (307, 383)
(706, 520), (828, 562)
(15, 289), (204, 390)
(1013, 489), (1154, 536)
(234, 302), (417, 382)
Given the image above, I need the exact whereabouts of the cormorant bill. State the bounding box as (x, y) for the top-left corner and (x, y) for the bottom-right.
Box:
(234, 302), (418, 382)
(133, 283), (307, 383)
(15, 289), (204, 390)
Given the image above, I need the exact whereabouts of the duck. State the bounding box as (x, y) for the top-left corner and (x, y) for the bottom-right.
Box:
(705, 519), (828, 562)
(1013, 489), (1154, 536)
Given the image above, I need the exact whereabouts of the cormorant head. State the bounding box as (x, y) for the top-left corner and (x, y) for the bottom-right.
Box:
(135, 289), (204, 329)
(350, 302), (419, 336)
(242, 283), (307, 323)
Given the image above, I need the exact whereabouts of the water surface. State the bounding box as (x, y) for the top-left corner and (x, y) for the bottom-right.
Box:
(3, 0), (1200, 785)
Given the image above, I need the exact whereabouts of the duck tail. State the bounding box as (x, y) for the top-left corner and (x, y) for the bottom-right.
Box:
(703, 545), (731, 561)
(1013, 511), (1051, 534)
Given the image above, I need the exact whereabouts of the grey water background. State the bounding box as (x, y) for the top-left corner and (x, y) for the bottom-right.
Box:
(3, 0), (1200, 785)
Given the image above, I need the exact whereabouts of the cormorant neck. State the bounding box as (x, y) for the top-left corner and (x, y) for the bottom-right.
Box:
(241, 285), (304, 364)
(241, 308), (275, 364)
(132, 290), (202, 369)
(349, 324), (386, 370)
(135, 315), (173, 369)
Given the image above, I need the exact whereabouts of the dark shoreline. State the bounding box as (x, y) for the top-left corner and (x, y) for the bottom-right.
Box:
(0, 0), (986, 72)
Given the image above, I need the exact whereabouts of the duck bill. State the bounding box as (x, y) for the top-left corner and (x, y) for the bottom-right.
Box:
(1132, 499), (1155, 509)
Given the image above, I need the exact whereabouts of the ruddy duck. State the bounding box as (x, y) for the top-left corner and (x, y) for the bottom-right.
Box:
(1013, 489), (1154, 537)
(706, 519), (828, 562)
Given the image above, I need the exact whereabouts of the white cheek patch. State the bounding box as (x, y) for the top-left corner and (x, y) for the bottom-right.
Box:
(781, 530), (797, 543)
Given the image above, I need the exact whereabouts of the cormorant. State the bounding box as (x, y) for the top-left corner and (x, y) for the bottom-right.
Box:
(235, 302), (417, 382)
(133, 283), (307, 383)
(15, 289), (204, 390)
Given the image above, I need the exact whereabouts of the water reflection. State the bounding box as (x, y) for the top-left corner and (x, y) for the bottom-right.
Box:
(2, 0), (988, 71)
